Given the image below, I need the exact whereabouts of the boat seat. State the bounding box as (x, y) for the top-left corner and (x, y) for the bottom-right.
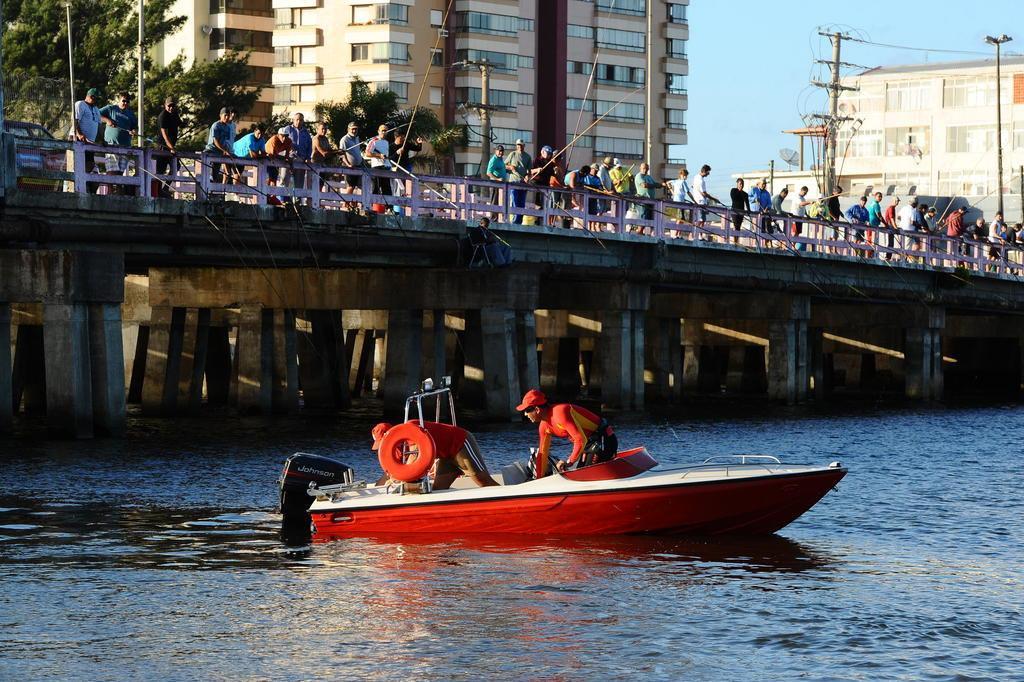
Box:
(499, 460), (532, 485)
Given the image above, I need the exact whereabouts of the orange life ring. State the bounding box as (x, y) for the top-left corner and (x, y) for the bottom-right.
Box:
(377, 423), (437, 482)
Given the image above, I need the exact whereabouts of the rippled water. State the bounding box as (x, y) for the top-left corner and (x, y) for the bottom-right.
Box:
(1, 406), (1022, 680)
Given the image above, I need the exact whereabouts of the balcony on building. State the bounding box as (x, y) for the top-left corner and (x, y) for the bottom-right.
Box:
(272, 65), (323, 87)
(273, 26), (323, 48)
(209, 0), (274, 18)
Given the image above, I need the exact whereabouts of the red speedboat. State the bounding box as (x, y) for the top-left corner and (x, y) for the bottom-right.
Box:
(278, 381), (846, 541)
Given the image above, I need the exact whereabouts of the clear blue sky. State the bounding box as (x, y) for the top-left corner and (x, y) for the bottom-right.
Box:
(686, 0), (1021, 195)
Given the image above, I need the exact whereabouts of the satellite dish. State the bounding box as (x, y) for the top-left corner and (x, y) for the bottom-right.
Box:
(779, 148), (799, 167)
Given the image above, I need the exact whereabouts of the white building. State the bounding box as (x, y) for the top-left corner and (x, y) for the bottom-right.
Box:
(736, 56), (1024, 216)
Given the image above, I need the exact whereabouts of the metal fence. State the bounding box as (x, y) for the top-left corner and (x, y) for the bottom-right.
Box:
(11, 137), (1024, 279)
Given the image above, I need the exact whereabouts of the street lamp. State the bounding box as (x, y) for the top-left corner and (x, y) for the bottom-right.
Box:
(986, 33), (1012, 216)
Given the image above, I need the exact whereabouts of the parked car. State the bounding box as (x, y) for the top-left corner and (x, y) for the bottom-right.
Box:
(4, 120), (66, 191)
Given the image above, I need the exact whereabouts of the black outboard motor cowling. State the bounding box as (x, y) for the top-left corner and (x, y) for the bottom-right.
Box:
(279, 453), (354, 544)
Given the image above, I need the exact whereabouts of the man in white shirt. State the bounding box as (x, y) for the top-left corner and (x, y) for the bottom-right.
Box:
(692, 164), (718, 229)
(364, 124), (391, 196)
(663, 168), (693, 233)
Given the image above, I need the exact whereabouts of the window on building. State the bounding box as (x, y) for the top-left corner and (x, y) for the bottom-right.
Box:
(1015, 74), (1024, 105)
(666, 109), (686, 129)
(299, 47), (317, 64)
(468, 128), (534, 147)
(596, 28), (645, 52)
(943, 77), (997, 108)
(455, 87), (521, 111)
(884, 172), (931, 194)
(567, 61), (594, 76)
(1014, 123), (1024, 149)
(274, 47), (294, 67)
(298, 85), (316, 102)
(836, 128), (883, 157)
(246, 66), (273, 86)
(455, 49), (530, 73)
(938, 171), (991, 196)
(666, 39), (687, 59)
(946, 125), (998, 153)
(886, 80), (932, 111)
(372, 81), (409, 100)
(456, 12), (532, 36)
(667, 3), (687, 23)
(275, 8), (296, 29)
(209, 0), (273, 17)
(430, 10), (443, 27)
(351, 3), (408, 25)
(596, 0), (645, 16)
(567, 98), (595, 111)
(351, 43), (410, 64)
(567, 24), (595, 40)
(885, 126), (930, 156)
(666, 144), (686, 165)
(431, 48), (443, 67)
(274, 85), (293, 105)
(209, 28), (273, 52)
(567, 134), (594, 148)
(430, 87), (442, 106)
(666, 73), (687, 94)
(595, 100), (645, 123)
(595, 136), (643, 158)
(517, 92), (534, 106)
(595, 63), (645, 87)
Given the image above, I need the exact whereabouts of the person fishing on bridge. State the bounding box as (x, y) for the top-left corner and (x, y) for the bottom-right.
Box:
(516, 389), (618, 479)
(371, 421), (498, 491)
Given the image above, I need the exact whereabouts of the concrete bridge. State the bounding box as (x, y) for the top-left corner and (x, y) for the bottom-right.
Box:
(4, 136), (1024, 438)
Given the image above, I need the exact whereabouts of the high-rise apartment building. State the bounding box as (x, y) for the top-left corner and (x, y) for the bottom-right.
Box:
(271, 0), (688, 177)
(156, 0), (276, 122)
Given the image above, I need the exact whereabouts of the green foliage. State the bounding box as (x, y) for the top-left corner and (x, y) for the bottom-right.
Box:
(2, 0), (259, 144)
(313, 78), (466, 174)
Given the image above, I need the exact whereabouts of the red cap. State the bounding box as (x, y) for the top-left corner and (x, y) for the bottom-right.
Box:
(515, 389), (548, 412)
(371, 422), (393, 451)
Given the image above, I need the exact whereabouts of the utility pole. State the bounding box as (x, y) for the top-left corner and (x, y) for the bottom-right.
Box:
(137, 0), (145, 144)
(811, 32), (857, 198)
(453, 58), (495, 177)
(986, 34), (1012, 216)
(769, 159), (775, 195)
(66, 3), (76, 132)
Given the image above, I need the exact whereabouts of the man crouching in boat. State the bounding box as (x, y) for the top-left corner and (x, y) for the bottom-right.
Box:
(515, 389), (618, 478)
(371, 422), (500, 490)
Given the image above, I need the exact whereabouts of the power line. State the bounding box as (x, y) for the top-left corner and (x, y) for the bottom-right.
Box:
(844, 35), (1023, 58)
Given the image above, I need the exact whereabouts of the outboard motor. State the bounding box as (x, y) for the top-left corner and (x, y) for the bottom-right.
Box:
(279, 453), (354, 545)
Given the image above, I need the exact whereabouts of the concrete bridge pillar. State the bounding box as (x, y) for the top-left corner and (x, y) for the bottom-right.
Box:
(597, 309), (645, 411)
(645, 316), (682, 403)
(515, 310), (540, 396)
(11, 320), (45, 416)
(681, 319), (710, 394)
(299, 310), (351, 410)
(272, 309), (299, 414)
(480, 308), (521, 420)
(205, 324), (232, 406)
(767, 317), (810, 404)
(1, 304), (11, 434)
(235, 304), (273, 415)
(905, 308), (945, 401)
(88, 303), (126, 435)
(382, 309), (423, 414)
(42, 303), (94, 438)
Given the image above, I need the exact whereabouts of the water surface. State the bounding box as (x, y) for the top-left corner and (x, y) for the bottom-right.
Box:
(1, 406), (1021, 679)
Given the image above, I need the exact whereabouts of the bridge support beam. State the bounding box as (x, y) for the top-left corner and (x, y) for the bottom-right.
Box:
(905, 308), (945, 401)
(0, 304), (11, 434)
(645, 316), (682, 404)
(515, 310), (540, 395)
(382, 310), (423, 415)
(43, 304), (94, 438)
(235, 304), (273, 415)
(597, 309), (645, 410)
(767, 318), (810, 404)
(480, 308), (521, 420)
(88, 303), (126, 435)
(11, 322), (45, 416)
(271, 309), (299, 414)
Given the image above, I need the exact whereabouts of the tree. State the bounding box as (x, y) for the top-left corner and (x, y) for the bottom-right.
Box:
(314, 78), (466, 174)
(2, 0), (260, 143)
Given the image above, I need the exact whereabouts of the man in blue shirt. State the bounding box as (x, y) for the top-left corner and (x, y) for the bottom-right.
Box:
(750, 178), (772, 234)
(98, 91), (139, 187)
(485, 145), (508, 216)
(233, 125), (266, 159)
(287, 112), (313, 192)
(205, 107), (236, 184)
(845, 195), (870, 244)
(866, 191), (883, 249)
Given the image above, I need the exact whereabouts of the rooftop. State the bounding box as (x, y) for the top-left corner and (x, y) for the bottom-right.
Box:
(858, 55), (1024, 77)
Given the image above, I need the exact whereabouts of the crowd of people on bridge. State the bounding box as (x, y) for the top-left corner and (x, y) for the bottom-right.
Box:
(68, 87), (1020, 266)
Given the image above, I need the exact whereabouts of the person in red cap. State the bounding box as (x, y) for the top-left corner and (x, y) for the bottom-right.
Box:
(371, 421), (498, 490)
(515, 389), (617, 478)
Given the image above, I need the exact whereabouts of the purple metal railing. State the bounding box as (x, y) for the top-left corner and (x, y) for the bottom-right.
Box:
(12, 138), (1023, 278)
